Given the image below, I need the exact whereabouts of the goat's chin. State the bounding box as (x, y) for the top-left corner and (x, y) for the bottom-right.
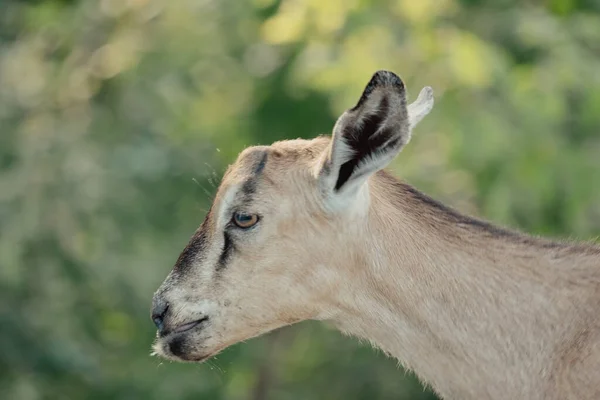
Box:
(151, 332), (219, 363)
(151, 320), (297, 363)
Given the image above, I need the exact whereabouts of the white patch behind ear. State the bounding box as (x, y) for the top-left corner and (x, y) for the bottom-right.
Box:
(408, 86), (434, 129)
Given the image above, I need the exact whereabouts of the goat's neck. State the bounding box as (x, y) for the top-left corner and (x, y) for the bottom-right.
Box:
(328, 172), (596, 400)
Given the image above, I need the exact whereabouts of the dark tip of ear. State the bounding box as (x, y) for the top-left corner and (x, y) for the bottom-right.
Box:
(371, 70), (404, 89)
(352, 70), (405, 111)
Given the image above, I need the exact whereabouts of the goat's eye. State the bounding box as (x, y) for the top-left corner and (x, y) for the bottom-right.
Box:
(232, 212), (259, 229)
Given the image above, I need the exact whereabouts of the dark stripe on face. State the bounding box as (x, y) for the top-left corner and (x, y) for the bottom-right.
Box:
(213, 151), (267, 271)
(172, 209), (211, 274)
(254, 151), (268, 174)
(241, 179), (256, 196)
(240, 179), (257, 205)
(168, 335), (188, 357)
(217, 232), (234, 270)
(238, 151), (268, 202)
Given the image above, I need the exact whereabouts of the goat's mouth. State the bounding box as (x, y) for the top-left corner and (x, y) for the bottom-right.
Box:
(158, 316), (209, 338)
(172, 316), (209, 334)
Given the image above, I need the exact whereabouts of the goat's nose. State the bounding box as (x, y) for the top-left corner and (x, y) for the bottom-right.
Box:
(151, 297), (169, 333)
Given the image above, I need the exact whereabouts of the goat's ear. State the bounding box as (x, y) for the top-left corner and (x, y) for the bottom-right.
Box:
(318, 70), (434, 203)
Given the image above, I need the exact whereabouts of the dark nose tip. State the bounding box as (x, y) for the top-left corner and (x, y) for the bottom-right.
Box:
(151, 297), (169, 333)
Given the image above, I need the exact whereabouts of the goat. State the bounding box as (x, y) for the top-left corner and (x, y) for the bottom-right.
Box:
(151, 70), (600, 400)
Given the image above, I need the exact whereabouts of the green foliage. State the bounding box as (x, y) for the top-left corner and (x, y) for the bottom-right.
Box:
(1, 0), (599, 399)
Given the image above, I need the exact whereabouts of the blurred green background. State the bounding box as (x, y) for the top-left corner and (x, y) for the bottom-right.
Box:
(1, 0), (600, 399)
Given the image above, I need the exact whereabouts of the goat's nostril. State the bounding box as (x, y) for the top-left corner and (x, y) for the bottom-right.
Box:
(152, 315), (164, 332)
(151, 300), (169, 332)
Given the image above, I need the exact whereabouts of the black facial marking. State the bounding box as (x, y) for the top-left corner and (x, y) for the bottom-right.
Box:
(173, 211), (211, 273)
(217, 232), (234, 270)
(254, 151), (268, 174)
(168, 335), (188, 358)
(240, 179), (257, 205)
(241, 179), (256, 196)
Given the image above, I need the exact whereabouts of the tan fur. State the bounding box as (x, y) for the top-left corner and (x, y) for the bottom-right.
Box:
(151, 72), (600, 400)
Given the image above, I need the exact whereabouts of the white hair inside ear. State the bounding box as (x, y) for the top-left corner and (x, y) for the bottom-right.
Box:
(408, 86), (434, 129)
